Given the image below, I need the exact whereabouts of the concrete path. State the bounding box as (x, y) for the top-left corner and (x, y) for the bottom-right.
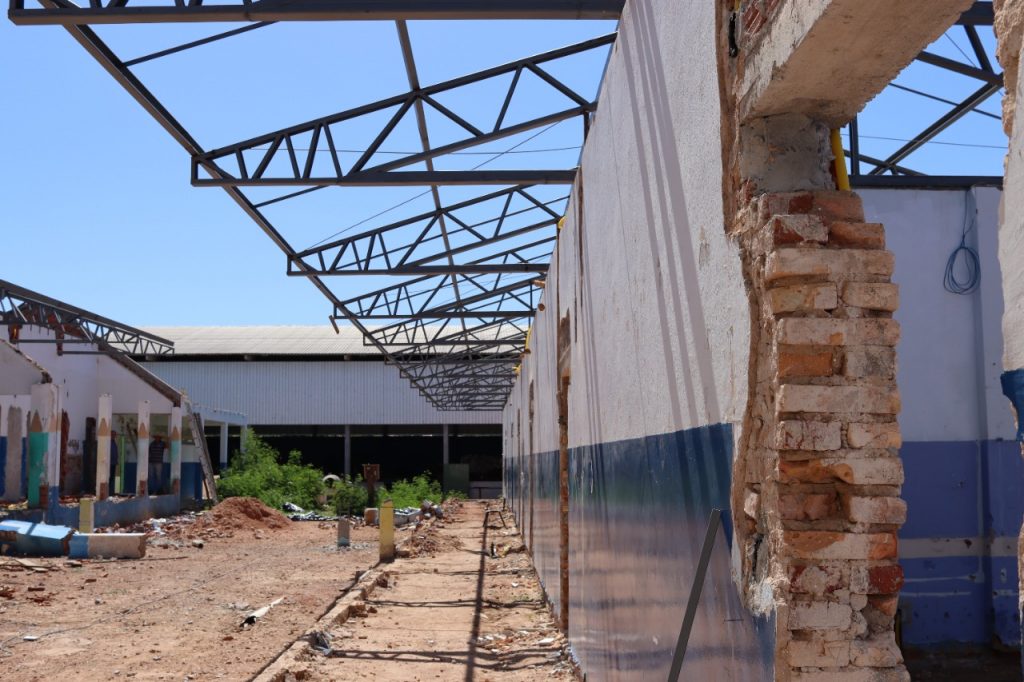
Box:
(265, 500), (574, 681)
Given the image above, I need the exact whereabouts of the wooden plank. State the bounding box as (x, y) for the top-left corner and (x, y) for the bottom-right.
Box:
(184, 402), (219, 504)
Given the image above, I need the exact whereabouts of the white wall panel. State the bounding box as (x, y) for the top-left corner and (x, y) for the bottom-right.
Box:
(143, 361), (500, 426)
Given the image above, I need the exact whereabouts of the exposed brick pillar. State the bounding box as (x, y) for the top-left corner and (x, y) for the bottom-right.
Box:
(735, 190), (908, 681)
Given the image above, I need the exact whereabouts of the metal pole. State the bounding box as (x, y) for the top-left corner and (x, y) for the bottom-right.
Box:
(344, 425), (352, 478)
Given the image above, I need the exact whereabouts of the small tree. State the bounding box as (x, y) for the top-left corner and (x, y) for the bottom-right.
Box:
(217, 429), (325, 510)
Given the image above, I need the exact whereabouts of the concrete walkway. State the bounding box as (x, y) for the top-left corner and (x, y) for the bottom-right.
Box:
(262, 500), (574, 681)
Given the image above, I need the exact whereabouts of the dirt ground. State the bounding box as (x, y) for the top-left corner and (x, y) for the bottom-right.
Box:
(0, 502), (387, 681)
(0, 500), (571, 682)
(269, 500), (575, 681)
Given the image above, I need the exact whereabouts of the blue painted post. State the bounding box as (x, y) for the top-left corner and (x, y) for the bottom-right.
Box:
(169, 406), (182, 496)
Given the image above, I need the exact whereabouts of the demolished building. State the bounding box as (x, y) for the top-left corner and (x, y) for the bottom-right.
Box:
(7, 0), (1024, 679)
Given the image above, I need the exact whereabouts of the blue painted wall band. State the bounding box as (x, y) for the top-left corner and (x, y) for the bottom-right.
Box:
(1000, 369), (1024, 441)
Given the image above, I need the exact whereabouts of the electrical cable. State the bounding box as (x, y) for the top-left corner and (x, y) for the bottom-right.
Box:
(304, 121), (567, 250)
(943, 187), (981, 295)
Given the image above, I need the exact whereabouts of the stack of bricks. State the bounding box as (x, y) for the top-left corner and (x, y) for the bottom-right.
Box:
(735, 190), (908, 682)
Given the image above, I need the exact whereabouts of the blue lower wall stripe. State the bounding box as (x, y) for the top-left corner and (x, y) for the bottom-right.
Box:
(508, 423), (773, 682)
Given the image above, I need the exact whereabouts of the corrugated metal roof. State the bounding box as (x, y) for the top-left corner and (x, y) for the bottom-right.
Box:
(143, 326), (381, 357)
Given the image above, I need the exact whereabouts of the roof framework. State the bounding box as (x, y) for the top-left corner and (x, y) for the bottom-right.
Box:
(8, 1), (618, 410)
(0, 280), (175, 356)
(848, 2), (1004, 188)
(9, 2), (997, 409)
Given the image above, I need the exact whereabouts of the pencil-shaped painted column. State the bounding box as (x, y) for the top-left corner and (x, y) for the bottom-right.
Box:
(28, 383), (59, 509)
(169, 406), (182, 496)
(96, 394), (112, 500)
(136, 400), (150, 497)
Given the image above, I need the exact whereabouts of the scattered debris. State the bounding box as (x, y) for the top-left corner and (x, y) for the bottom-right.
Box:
(242, 596), (284, 628)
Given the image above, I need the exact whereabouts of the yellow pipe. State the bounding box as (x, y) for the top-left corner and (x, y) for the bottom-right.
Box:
(830, 128), (850, 192)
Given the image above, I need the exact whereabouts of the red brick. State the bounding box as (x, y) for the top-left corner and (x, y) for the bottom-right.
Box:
(790, 563), (845, 595)
(811, 191), (865, 223)
(780, 492), (839, 521)
(868, 564), (904, 594)
(771, 214), (828, 245)
(829, 221), (886, 249)
(779, 349), (833, 378)
(868, 594), (899, 617)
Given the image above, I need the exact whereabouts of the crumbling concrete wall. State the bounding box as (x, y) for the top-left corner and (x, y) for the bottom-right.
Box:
(994, 0), (1024, 663)
(505, 1), (767, 679)
(504, 0), (974, 680)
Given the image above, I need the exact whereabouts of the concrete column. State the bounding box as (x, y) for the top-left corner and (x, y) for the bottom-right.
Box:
(28, 383), (59, 510)
(1, 398), (21, 502)
(442, 423), (450, 466)
(218, 423), (228, 469)
(96, 394), (112, 500)
(379, 499), (395, 562)
(169, 406), (182, 496)
(136, 400), (150, 497)
(239, 422), (248, 453)
(344, 425), (351, 478)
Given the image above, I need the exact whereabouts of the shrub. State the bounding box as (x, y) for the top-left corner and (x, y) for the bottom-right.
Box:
(378, 472), (443, 509)
(217, 429), (324, 510)
(333, 475), (370, 516)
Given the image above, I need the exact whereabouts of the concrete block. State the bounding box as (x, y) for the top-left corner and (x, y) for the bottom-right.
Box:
(766, 249), (894, 282)
(830, 222), (886, 249)
(770, 283), (839, 314)
(849, 633), (903, 667)
(779, 457), (904, 486)
(847, 422), (901, 449)
(776, 420), (841, 451)
(777, 385), (901, 415)
(789, 638), (851, 667)
(789, 600), (853, 630)
(842, 283), (899, 311)
(68, 533), (147, 559)
(843, 495), (907, 525)
(785, 531), (898, 561)
(777, 319), (900, 347)
(843, 347), (896, 378)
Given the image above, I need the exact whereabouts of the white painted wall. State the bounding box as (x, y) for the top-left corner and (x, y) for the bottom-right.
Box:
(861, 187), (1015, 442)
(142, 360), (499, 426)
(505, 0), (750, 452)
(0, 340), (47, 394)
(1001, 60), (1024, 373)
(12, 327), (178, 447)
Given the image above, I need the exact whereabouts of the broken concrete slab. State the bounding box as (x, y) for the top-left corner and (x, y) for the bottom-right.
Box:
(68, 533), (146, 560)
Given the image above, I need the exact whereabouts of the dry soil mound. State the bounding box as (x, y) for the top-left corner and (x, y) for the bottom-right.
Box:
(197, 497), (291, 532)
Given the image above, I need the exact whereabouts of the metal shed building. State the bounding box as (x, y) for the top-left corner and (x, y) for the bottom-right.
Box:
(140, 326), (502, 496)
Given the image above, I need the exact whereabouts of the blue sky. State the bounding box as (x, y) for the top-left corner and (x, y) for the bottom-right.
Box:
(0, 17), (1006, 327)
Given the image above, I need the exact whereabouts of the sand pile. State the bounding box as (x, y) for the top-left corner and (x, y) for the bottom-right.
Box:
(195, 497), (290, 532)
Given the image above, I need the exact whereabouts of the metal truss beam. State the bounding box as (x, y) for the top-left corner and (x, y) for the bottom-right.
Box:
(193, 169), (578, 187)
(288, 185), (564, 275)
(192, 34), (614, 187)
(0, 279), (174, 356)
(9, 0), (625, 25)
(368, 314), (530, 348)
(337, 267), (544, 320)
(848, 17), (1004, 183)
(956, 2), (993, 26)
